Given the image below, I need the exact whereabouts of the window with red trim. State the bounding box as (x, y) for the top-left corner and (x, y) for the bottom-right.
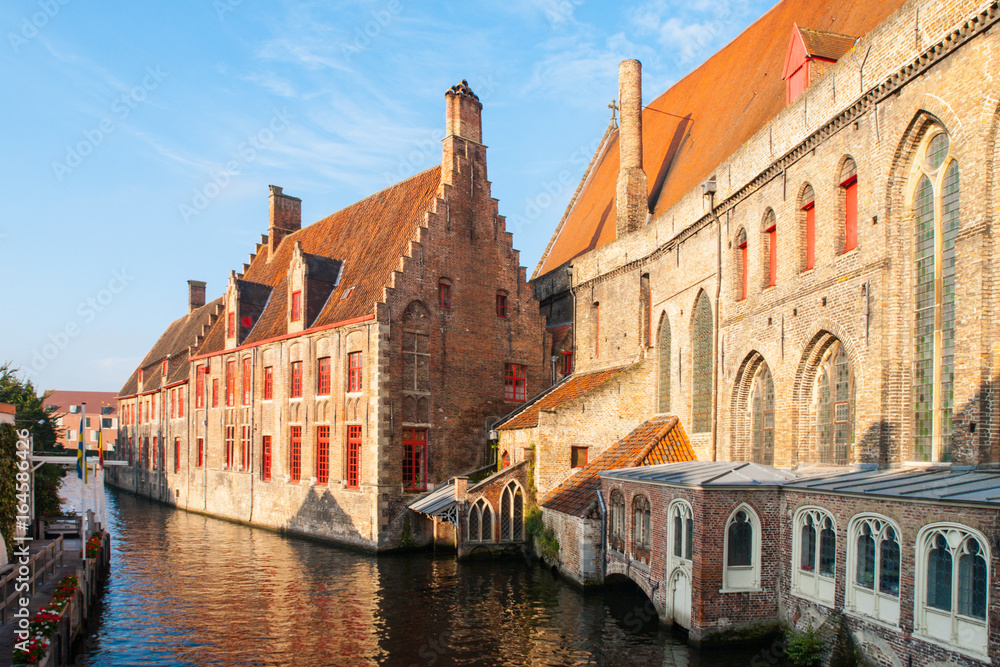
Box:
(841, 159), (858, 253)
(170, 389), (176, 419)
(226, 360), (236, 407)
(196, 365), (206, 409)
(263, 366), (273, 401)
(764, 213), (777, 288)
(242, 358), (252, 405)
(153, 436), (159, 470)
(346, 425), (361, 489)
(261, 436), (271, 481)
(316, 426), (330, 485)
(561, 351), (573, 375)
(128, 437), (133, 466)
(594, 303), (600, 357)
(225, 426), (235, 469)
(737, 228), (748, 300)
(317, 357), (331, 396)
(802, 185), (816, 271)
(502, 451), (510, 468)
(289, 426), (302, 482)
(402, 427), (427, 491)
(212, 379), (219, 408)
(227, 312), (235, 338)
(174, 437), (181, 473)
(162, 360), (168, 376)
(178, 389), (184, 418)
(197, 438), (204, 468)
(152, 394), (157, 420)
(504, 363), (527, 402)
(438, 281), (451, 309)
(291, 361), (303, 398)
(240, 425), (251, 471)
(571, 446), (588, 468)
(496, 293), (507, 318)
(291, 290), (302, 321)
(347, 352), (362, 393)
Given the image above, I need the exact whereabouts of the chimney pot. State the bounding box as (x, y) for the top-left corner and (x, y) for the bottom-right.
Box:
(187, 280), (206, 313)
(445, 80), (483, 144)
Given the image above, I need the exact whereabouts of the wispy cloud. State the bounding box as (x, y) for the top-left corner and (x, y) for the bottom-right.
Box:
(241, 70), (297, 97)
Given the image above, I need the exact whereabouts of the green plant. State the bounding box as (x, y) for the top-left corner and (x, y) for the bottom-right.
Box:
(401, 514), (413, 549)
(525, 507), (559, 561)
(787, 623), (825, 667)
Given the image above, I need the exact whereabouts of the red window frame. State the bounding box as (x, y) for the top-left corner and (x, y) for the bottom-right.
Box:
(803, 198), (816, 271)
(317, 357), (331, 396)
(504, 363), (527, 402)
(225, 426), (235, 470)
(561, 351), (573, 375)
(316, 426), (330, 485)
(196, 365), (206, 409)
(174, 437), (181, 473)
(291, 290), (302, 321)
(571, 446), (589, 468)
(240, 425), (251, 471)
(289, 426), (302, 482)
(496, 293), (507, 318)
(502, 451), (510, 468)
(291, 361), (303, 398)
(226, 360), (236, 407)
(263, 366), (273, 401)
(843, 175), (858, 252)
(227, 312), (235, 338)
(128, 437), (133, 466)
(438, 282), (451, 309)
(212, 378), (219, 408)
(152, 394), (157, 420)
(347, 352), (362, 393)
(765, 221), (777, 288)
(739, 235), (748, 299)
(197, 438), (204, 468)
(346, 425), (361, 489)
(594, 303), (600, 357)
(162, 360), (168, 376)
(402, 427), (427, 491)
(242, 357), (252, 405)
(169, 389), (175, 419)
(261, 436), (271, 481)
(177, 389), (184, 418)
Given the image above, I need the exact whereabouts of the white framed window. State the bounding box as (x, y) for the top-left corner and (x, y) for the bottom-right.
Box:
(722, 504), (761, 591)
(846, 514), (900, 625)
(468, 499), (493, 543)
(792, 506), (837, 605)
(609, 490), (626, 554)
(632, 494), (651, 565)
(499, 482), (524, 542)
(914, 523), (989, 657)
(667, 499), (694, 566)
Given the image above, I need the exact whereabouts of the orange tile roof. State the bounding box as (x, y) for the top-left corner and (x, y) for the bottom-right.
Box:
(195, 166), (442, 354)
(798, 27), (857, 61)
(497, 365), (627, 431)
(535, 0), (907, 277)
(541, 415), (696, 517)
(45, 390), (119, 415)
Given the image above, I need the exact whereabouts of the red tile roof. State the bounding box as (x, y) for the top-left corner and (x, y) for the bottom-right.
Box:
(45, 390), (119, 415)
(0, 403), (15, 415)
(541, 415), (696, 517)
(497, 365), (628, 431)
(195, 167), (442, 355)
(534, 0), (907, 277)
(798, 27), (857, 61)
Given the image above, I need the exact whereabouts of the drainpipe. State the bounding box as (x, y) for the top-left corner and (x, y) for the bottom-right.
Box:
(703, 179), (721, 462)
(596, 489), (607, 581)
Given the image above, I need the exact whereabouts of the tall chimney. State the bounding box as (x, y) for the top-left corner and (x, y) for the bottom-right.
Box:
(268, 185), (301, 256)
(188, 280), (206, 313)
(445, 80), (482, 144)
(616, 59), (647, 238)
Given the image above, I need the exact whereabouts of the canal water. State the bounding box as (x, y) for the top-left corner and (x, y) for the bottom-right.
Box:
(69, 485), (777, 666)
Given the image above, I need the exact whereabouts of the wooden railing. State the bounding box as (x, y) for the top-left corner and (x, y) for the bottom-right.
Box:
(0, 536), (64, 624)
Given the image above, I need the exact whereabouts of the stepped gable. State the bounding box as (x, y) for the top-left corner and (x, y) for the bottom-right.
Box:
(195, 166), (442, 355)
(496, 365), (627, 431)
(119, 296), (223, 397)
(542, 415), (695, 517)
(534, 0), (906, 277)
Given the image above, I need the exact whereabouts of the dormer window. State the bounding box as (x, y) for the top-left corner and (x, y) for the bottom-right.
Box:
(782, 25), (856, 104)
(227, 312), (235, 338)
(291, 290), (302, 321)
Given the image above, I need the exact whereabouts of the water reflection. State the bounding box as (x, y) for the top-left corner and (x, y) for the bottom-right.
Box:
(78, 489), (768, 666)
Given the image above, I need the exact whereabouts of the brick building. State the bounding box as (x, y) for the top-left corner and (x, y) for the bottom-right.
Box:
(44, 390), (118, 451)
(109, 80), (547, 550)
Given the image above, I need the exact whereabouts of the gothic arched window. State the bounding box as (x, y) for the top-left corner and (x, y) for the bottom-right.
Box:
(750, 363), (774, 465)
(657, 314), (671, 413)
(691, 292), (713, 433)
(813, 341), (854, 465)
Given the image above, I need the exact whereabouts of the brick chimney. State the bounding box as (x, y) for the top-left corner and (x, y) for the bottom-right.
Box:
(445, 80), (482, 143)
(268, 185), (301, 256)
(188, 280), (206, 313)
(616, 59), (647, 238)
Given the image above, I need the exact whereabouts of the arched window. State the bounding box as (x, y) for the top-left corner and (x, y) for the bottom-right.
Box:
(632, 495), (651, 564)
(846, 515), (900, 625)
(792, 507), (837, 604)
(468, 499), (494, 543)
(691, 292), (713, 433)
(641, 273), (651, 347)
(910, 128), (959, 462)
(812, 341), (854, 465)
(657, 313), (671, 413)
(800, 184), (816, 271)
(668, 500), (694, 563)
(761, 210), (777, 289)
(914, 524), (989, 655)
(840, 158), (858, 253)
(609, 490), (626, 553)
(735, 228), (748, 300)
(501, 451), (510, 468)
(499, 482), (524, 542)
(723, 505), (761, 591)
(749, 362), (774, 465)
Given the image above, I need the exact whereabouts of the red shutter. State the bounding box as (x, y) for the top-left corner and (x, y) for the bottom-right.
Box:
(844, 178), (858, 252)
(805, 205), (816, 270)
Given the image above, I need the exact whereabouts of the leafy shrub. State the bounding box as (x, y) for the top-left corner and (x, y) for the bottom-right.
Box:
(787, 623), (825, 667)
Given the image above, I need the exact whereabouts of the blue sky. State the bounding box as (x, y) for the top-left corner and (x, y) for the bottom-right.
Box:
(2, 0), (771, 392)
